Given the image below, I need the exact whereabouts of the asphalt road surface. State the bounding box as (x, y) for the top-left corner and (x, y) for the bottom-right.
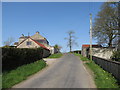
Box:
(13, 53), (96, 88)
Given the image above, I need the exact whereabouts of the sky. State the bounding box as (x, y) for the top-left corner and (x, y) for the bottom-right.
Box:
(2, 2), (103, 52)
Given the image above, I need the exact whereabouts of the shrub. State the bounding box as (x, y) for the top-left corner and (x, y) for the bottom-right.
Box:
(111, 50), (120, 62)
(2, 48), (43, 71)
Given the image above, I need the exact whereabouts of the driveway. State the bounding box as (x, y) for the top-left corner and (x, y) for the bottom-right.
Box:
(13, 53), (96, 88)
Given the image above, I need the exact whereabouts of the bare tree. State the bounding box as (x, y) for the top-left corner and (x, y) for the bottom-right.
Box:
(4, 37), (14, 46)
(65, 30), (78, 52)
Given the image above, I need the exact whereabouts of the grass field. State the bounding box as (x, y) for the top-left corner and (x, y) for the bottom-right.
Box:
(74, 53), (119, 88)
(2, 60), (46, 88)
(47, 53), (63, 58)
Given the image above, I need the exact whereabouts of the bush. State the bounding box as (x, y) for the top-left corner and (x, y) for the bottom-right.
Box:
(2, 48), (43, 71)
(111, 50), (120, 62)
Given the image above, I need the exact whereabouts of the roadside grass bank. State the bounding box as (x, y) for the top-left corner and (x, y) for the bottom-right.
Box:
(2, 60), (46, 88)
(0, 75), (2, 89)
(74, 53), (89, 61)
(47, 53), (63, 58)
(74, 53), (119, 88)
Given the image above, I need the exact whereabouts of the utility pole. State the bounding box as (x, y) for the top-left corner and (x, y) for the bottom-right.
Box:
(90, 13), (92, 61)
(28, 32), (30, 48)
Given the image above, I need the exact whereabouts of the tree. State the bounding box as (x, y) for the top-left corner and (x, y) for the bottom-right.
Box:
(111, 50), (120, 62)
(93, 2), (119, 47)
(117, 2), (120, 50)
(65, 30), (78, 52)
(54, 44), (62, 52)
(4, 37), (14, 46)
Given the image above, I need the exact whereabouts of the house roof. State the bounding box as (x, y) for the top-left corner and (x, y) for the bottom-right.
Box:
(17, 38), (28, 46)
(31, 32), (45, 40)
(30, 38), (49, 50)
(82, 44), (102, 48)
(14, 42), (18, 45)
(19, 36), (29, 39)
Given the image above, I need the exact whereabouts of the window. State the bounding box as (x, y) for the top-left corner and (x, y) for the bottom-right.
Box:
(26, 41), (31, 45)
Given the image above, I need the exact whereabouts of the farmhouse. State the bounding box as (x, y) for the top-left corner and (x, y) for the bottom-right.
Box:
(14, 31), (58, 54)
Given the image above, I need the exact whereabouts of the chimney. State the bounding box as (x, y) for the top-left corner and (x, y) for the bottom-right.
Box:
(22, 34), (24, 37)
(36, 31), (39, 34)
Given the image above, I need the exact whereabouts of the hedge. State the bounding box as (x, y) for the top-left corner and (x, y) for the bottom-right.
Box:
(2, 48), (44, 71)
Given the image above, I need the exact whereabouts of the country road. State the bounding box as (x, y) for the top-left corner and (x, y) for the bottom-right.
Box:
(13, 53), (96, 88)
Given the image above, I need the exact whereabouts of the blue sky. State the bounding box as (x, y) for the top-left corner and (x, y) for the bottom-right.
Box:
(2, 2), (103, 52)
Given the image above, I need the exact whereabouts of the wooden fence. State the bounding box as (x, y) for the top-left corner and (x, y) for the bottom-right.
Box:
(92, 56), (120, 84)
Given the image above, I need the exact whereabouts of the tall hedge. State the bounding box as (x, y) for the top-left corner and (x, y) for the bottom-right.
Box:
(2, 48), (43, 71)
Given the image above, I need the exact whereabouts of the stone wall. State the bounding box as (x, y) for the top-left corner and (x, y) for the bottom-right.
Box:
(81, 48), (89, 57)
(82, 47), (115, 60)
(92, 48), (115, 60)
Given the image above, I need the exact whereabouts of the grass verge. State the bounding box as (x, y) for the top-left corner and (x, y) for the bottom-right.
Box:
(74, 53), (119, 88)
(2, 60), (46, 88)
(0, 74), (2, 89)
(47, 53), (63, 58)
(74, 53), (89, 61)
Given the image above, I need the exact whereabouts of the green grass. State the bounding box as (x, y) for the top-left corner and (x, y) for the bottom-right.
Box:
(74, 53), (89, 61)
(0, 74), (2, 89)
(86, 62), (119, 88)
(47, 53), (63, 58)
(2, 60), (46, 88)
(74, 53), (119, 88)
